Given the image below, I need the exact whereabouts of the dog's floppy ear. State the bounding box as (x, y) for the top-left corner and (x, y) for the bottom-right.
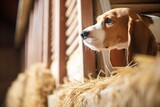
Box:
(127, 16), (158, 62)
(110, 17), (133, 67)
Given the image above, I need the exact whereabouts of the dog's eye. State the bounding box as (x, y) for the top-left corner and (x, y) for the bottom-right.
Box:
(104, 18), (113, 25)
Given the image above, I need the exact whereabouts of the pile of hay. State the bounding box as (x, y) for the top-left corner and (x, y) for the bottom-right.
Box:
(48, 55), (160, 107)
(5, 63), (56, 107)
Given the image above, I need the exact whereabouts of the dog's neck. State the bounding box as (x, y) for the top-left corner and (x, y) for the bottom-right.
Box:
(108, 42), (128, 50)
(108, 41), (130, 65)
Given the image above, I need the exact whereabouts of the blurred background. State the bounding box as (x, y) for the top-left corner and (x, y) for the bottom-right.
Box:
(0, 0), (20, 106)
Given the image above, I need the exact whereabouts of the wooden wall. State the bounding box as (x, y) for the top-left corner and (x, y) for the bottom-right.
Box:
(65, 0), (81, 81)
(65, 0), (96, 81)
(50, 0), (96, 84)
(24, 0), (51, 69)
(50, 0), (67, 84)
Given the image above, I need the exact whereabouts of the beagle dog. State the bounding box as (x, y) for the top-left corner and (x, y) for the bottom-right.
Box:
(81, 8), (160, 68)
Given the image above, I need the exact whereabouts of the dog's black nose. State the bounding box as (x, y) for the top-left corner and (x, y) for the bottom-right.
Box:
(80, 31), (89, 39)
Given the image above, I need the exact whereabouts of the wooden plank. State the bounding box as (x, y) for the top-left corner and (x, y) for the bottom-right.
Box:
(66, 5), (77, 26)
(111, 4), (160, 13)
(51, 0), (60, 85)
(51, 54), (54, 61)
(28, 10), (34, 68)
(37, 0), (43, 63)
(78, 0), (96, 79)
(65, 0), (76, 17)
(25, 32), (29, 69)
(51, 0), (55, 62)
(15, 0), (34, 48)
(43, 0), (51, 67)
(51, 37), (55, 53)
(111, 0), (160, 4)
(66, 26), (78, 46)
(33, 0), (39, 63)
(66, 36), (79, 56)
(26, 11), (33, 68)
(59, 0), (67, 84)
(66, 17), (78, 36)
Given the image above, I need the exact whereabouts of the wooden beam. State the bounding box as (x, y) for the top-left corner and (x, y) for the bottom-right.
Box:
(59, 0), (67, 84)
(78, 0), (96, 79)
(52, 0), (67, 84)
(111, 0), (160, 4)
(15, 0), (34, 48)
(43, 0), (52, 67)
(111, 3), (160, 13)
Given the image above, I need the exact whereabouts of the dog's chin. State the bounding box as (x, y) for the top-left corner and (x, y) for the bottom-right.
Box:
(90, 47), (102, 52)
(83, 41), (106, 52)
(89, 47), (105, 52)
(90, 46), (109, 52)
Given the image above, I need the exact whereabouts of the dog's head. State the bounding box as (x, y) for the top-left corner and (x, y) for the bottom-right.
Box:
(80, 8), (140, 51)
(81, 8), (158, 68)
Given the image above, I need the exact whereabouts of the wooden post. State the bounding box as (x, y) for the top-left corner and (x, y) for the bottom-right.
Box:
(78, 0), (96, 79)
(52, 0), (67, 84)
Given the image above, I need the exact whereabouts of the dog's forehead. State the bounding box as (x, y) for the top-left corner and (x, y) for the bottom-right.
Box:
(98, 12), (116, 20)
(97, 8), (131, 21)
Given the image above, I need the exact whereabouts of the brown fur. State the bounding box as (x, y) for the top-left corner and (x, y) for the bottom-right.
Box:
(128, 17), (158, 62)
(96, 8), (158, 66)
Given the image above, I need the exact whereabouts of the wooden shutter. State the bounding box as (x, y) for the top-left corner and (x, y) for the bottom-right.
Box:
(65, 0), (81, 81)
(50, 0), (96, 84)
(65, 0), (96, 81)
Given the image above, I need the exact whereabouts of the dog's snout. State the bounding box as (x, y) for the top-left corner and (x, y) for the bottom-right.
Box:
(80, 31), (89, 39)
